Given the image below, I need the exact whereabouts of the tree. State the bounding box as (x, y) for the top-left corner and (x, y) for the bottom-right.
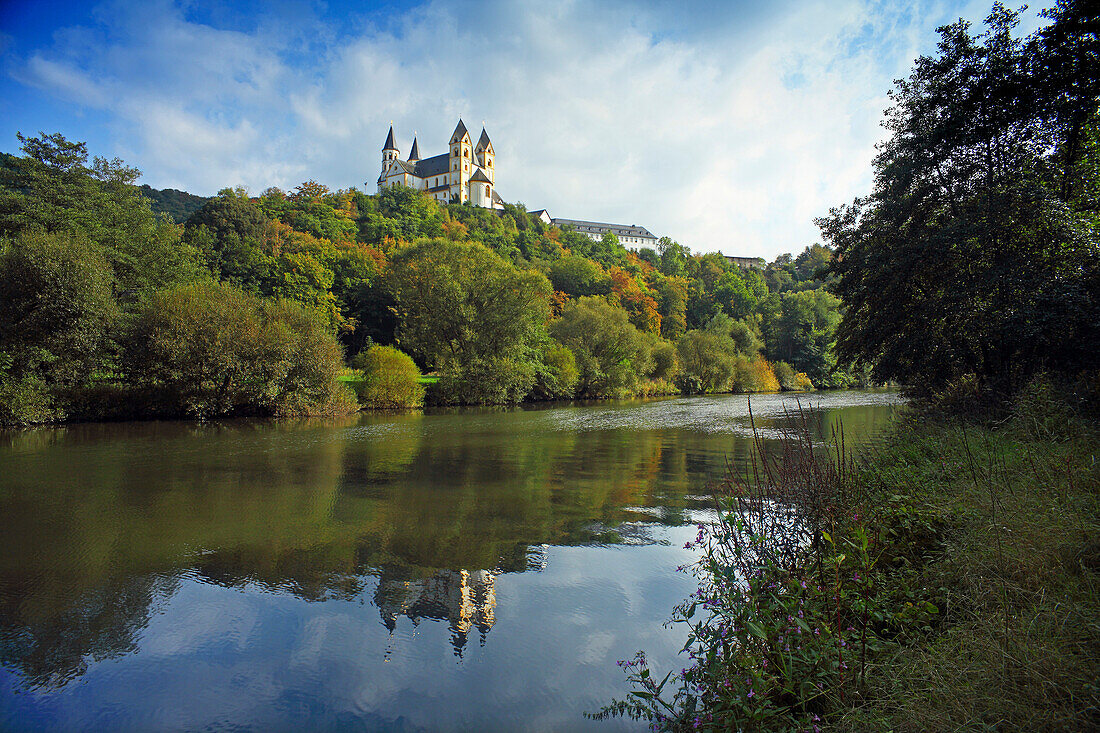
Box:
(185, 192), (274, 292)
(763, 289), (842, 386)
(0, 230), (118, 423)
(549, 256), (611, 297)
(122, 282), (354, 418)
(550, 297), (649, 397)
(1, 132), (202, 297)
(386, 239), (552, 403)
(819, 3), (1100, 397)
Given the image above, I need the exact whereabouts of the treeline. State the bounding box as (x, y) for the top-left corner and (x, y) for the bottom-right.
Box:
(176, 182), (857, 408)
(0, 132), (856, 424)
(138, 184), (209, 222)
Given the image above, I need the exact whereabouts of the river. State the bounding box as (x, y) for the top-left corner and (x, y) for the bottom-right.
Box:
(0, 390), (901, 732)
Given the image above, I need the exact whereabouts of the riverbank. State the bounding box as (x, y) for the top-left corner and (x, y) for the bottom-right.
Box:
(599, 382), (1100, 730)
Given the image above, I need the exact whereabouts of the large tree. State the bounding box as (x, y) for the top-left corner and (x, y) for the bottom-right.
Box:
(819, 2), (1100, 397)
(386, 238), (552, 402)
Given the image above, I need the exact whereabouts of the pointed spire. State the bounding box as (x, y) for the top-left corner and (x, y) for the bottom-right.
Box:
(383, 125), (398, 152)
(476, 126), (493, 152)
(409, 135), (421, 161)
(449, 119), (469, 144)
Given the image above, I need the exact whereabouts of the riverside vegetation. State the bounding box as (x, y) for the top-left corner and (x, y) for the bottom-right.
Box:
(2, 132), (855, 424)
(593, 2), (1100, 730)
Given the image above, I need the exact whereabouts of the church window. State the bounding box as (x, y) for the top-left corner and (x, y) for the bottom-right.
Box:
(485, 185), (490, 196)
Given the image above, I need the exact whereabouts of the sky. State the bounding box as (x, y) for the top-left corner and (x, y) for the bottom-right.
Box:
(0, 0), (1049, 258)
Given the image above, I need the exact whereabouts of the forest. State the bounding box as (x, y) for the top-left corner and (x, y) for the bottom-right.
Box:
(0, 136), (855, 424)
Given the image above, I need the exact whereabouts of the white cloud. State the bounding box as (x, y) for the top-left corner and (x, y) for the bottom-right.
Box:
(9, 0), (1047, 257)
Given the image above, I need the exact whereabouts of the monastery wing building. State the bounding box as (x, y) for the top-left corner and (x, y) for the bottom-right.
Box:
(377, 119), (504, 210)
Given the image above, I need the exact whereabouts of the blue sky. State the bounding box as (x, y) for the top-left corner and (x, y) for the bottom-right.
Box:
(0, 0), (1047, 258)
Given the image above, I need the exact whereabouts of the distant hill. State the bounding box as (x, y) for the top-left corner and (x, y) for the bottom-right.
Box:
(139, 184), (210, 222)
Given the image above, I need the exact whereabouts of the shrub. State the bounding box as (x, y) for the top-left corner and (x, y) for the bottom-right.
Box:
(0, 375), (60, 425)
(122, 281), (355, 418)
(728, 356), (782, 393)
(675, 330), (737, 394)
(531, 343), (579, 400)
(351, 345), (424, 409)
(793, 372), (814, 391)
(430, 355), (536, 405)
(551, 297), (648, 398)
(774, 361), (796, 390)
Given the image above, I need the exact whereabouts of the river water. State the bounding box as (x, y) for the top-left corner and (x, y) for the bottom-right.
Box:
(0, 390), (901, 732)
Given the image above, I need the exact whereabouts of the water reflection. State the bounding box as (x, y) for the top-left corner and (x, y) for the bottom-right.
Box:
(376, 568), (497, 657)
(0, 390), (900, 731)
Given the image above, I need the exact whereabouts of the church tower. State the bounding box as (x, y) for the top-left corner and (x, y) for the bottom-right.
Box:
(449, 119), (471, 204)
(476, 127), (495, 185)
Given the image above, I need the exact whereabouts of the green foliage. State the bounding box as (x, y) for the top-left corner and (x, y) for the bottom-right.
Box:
(387, 238), (552, 403)
(820, 2), (1100, 398)
(431, 355), (538, 405)
(675, 330), (738, 394)
(548, 255), (610, 297)
(0, 230), (120, 424)
(122, 282), (354, 418)
(0, 133), (203, 298)
(139, 184), (210, 222)
(763, 289), (842, 386)
(774, 361), (814, 391)
(531, 342), (580, 401)
(358, 185), (446, 245)
(550, 297), (648, 398)
(185, 191), (274, 291)
(350, 345), (423, 409)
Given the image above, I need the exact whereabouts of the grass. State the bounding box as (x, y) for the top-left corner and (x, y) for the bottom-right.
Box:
(837, 405), (1100, 731)
(594, 381), (1100, 731)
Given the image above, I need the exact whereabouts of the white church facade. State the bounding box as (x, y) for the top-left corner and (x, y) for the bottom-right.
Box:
(376, 120), (504, 210)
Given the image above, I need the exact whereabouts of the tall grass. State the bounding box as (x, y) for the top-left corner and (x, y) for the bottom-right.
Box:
(591, 385), (1100, 731)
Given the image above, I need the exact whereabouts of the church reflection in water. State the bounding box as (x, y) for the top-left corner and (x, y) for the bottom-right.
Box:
(374, 568), (498, 656)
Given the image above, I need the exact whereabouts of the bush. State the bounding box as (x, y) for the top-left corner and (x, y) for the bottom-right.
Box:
(676, 330), (737, 394)
(351, 345), (423, 409)
(793, 372), (814, 391)
(728, 356), (780, 393)
(551, 297), (648, 398)
(430, 355), (536, 405)
(122, 281), (355, 418)
(0, 375), (60, 425)
(531, 343), (579, 401)
(0, 230), (118, 389)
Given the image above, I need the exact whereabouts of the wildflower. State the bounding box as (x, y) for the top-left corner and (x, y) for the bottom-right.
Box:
(747, 689), (755, 698)
(684, 542), (694, 549)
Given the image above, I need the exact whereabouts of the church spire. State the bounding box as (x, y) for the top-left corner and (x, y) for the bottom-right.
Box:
(383, 125), (398, 152)
(476, 127), (492, 151)
(449, 119), (469, 144)
(409, 135), (421, 162)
